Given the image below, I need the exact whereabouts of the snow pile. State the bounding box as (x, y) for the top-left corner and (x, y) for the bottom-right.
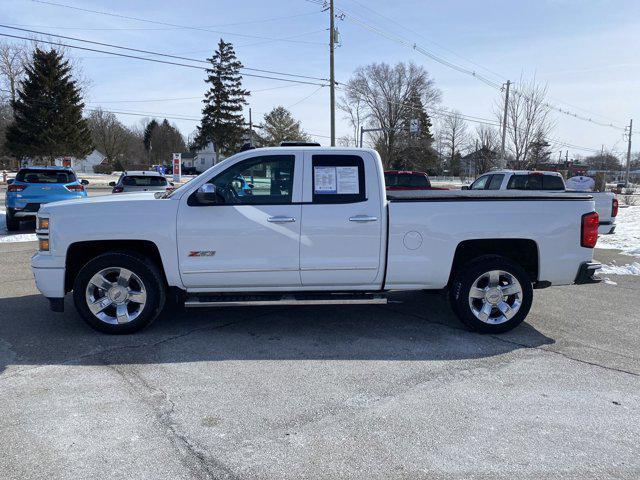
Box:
(597, 206), (640, 256)
(599, 262), (640, 276)
(0, 209), (37, 243)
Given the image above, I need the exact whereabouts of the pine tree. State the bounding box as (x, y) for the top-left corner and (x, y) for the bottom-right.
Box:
(5, 48), (92, 164)
(195, 39), (249, 156)
(396, 88), (437, 172)
(256, 106), (310, 146)
(143, 119), (158, 153)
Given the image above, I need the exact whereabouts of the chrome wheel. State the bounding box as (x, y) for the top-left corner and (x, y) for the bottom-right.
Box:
(468, 270), (523, 325)
(85, 267), (147, 325)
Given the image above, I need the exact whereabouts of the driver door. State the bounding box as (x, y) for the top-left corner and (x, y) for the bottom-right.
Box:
(177, 153), (303, 289)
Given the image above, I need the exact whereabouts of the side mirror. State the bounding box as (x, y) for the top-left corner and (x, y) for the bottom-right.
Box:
(81, 179), (89, 185)
(108, 181), (116, 187)
(170, 182), (175, 186)
(7, 179), (14, 185)
(461, 185), (469, 190)
(196, 183), (218, 204)
(247, 183), (254, 189)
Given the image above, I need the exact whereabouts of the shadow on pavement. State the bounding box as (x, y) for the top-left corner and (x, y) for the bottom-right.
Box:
(0, 290), (554, 374)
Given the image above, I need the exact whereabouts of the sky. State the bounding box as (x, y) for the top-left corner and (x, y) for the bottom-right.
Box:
(2, 0), (640, 159)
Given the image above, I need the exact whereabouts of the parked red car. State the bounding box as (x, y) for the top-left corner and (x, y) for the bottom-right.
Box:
(384, 170), (448, 190)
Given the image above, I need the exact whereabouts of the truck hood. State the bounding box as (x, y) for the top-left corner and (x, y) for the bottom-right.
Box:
(40, 192), (158, 213)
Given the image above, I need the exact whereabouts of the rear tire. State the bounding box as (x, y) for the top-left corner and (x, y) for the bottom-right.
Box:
(73, 251), (166, 334)
(449, 255), (533, 333)
(5, 209), (20, 231)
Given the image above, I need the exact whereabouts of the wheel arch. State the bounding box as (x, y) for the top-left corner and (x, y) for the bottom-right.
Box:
(448, 238), (539, 287)
(65, 240), (167, 293)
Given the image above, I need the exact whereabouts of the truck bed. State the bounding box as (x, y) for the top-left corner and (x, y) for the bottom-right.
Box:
(386, 190), (593, 201)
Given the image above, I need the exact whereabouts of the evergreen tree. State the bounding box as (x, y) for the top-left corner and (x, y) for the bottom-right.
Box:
(5, 49), (91, 164)
(527, 130), (551, 169)
(195, 39), (249, 156)
(143, 119), (158, 152)
(395, 88), (437, 172)
(256, 106), (310, 146)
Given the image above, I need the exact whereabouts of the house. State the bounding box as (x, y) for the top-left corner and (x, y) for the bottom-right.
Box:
(460, 147), (499, 178)
(180, 142), (218, 173)
(21, 149), (107, 173)
(55, 150), (107, 173)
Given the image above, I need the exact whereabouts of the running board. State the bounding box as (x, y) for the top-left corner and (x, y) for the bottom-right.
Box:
(184, 293), (388, 308)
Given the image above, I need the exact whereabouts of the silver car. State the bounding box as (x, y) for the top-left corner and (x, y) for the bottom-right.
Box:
(109, 171), (173, 193)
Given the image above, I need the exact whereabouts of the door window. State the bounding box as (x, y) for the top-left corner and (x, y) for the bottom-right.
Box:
(311, 155), (366, 203)
(192, 155), (295, 205)
(470, 175), (490, 190)
(487, 174), (504, 190)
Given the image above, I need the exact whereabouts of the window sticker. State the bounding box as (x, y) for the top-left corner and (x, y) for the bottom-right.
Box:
(336, 166), (359, 194)
(314, 166), (337, 194)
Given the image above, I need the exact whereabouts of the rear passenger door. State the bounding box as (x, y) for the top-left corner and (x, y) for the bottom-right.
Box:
(299, 152), (384, 287)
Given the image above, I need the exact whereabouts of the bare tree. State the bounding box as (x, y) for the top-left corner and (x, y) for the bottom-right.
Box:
(0, 41), (29, 103)
(438, 110), (468, 175)
(499, 76), (555, 169)
(340, 62), (441, 167)
(86, 108), (130, 163)
(338, 95), (367, 147)
(471, 123), (500, 173)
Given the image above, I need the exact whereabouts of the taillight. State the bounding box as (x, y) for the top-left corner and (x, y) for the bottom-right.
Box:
(65, 184), (84, 192)
(7, 184), (26, 192)
(581, 212), (599, 248)
(112, 186), (123, 193)
(611, 198), (618, 218)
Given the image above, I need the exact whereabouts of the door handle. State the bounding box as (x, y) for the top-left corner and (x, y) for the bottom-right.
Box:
(267, 216), (296, 223)
(349, 215), (378, 222)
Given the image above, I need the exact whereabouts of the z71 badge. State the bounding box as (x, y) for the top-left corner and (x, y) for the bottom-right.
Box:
(188, 251), (216, 257)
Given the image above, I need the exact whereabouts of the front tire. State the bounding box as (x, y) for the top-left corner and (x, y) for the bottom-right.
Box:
(5, 209), (20, 231)
(73, 252), (166, 334)
(449, 255), (533, 333)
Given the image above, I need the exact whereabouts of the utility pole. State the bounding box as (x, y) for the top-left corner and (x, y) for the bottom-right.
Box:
(249, 107), (253, 146)
(625, 119), (633, 186)
(329, 0), (336, 146)
(500, 80), (511, 167)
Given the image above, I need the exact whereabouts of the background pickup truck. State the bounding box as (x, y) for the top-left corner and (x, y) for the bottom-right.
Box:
(464, 169), (618, 234)
(32, 147), (602, 335)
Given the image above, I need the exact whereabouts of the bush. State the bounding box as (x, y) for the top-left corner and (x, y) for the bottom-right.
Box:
(93, 163), (113, 174)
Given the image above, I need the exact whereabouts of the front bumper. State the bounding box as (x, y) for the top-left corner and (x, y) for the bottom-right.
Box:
(574, 261), (602, 285)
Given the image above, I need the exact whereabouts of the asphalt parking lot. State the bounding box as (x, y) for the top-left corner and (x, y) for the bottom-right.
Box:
(0, 242), (638, 479)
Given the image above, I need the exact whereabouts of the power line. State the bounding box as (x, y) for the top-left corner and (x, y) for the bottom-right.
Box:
(0, 32), (330, 86)
(29, 0), (326, 46)
(319, 1), (627, 131)
(5, 12), (322, 31)
(0, 24), (330, 82)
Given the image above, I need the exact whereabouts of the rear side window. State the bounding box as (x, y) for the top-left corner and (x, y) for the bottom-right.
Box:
(487, 174), (504, 190)
(16, 169), (76, 184)
(542, 175), (565, 190)
(507, 174), (543, 190)
(312, 155), (366, 204)
(384, 173), (430, 188)
(122, 176), (168, 187)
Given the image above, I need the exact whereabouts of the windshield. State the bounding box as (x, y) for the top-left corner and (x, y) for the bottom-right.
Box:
(385, 173), (430, 188)
(16, 169), (76, 184)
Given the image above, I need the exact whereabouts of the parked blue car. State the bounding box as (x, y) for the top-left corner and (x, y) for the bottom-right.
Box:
(5, 166), (88, 231)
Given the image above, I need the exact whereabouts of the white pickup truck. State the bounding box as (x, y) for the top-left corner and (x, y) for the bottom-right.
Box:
(464, 170), (618, 234)
(32, 147), (602, 335)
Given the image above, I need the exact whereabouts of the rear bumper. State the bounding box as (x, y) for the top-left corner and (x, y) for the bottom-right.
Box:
(574, 261), (602, 285)
(598, 222), (616, 235)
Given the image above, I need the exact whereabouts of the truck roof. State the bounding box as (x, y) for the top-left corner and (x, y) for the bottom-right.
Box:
(489, 169), (563, 177)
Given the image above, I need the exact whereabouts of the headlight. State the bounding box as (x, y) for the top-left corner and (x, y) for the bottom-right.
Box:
(38, 217), (50, 231)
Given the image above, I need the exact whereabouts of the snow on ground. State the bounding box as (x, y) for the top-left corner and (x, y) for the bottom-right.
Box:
(600, 262), (640, 276)
(597, 206), (640, 256)
(0, 208), (37, 243)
